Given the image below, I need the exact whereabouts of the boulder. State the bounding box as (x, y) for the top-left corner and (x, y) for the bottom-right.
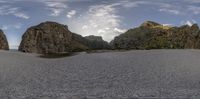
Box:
(0, 29), (9, 50)
(19, 21), (73, 53)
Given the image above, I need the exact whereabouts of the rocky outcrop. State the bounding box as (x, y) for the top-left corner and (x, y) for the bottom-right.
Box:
(85, 35), (111, 50)
(19, 22), (111, 54)
(18, 21), (86, 53)
(0, 29), (9, 50)
(70, 33), (90, 52)
(112, 21), (200, 50)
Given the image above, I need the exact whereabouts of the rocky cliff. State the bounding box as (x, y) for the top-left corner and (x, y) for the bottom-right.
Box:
(19, 22), (73, 53)
(85, 35), (111, 50)
(19, 22), (110, 54)
(0, 29), (9, 50)
(112, 21), (200, 50)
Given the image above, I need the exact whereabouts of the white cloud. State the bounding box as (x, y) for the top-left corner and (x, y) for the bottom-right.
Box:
(158, 3), (182, 15)
(13, 23), (22, 29)
(82, 25), (88, 29)
(45, 1), (67, 8)
(97, 29), (106, 34)
(42, 0), (67, 16)
(49, 8), (63, 16)
(0, 5), (29, 19)
(188, 6), (200, 15)
(114, 28), (126, 33)
(162, 24), (173, 26)
(1, 23), (22, 31)
(14, 12), (29, 19)
(181, 20), (196, 26)
(186, 21), (193, 26)
(184, 0), (200, 3)
(1, 25), (8, 30)
(67, 10), (76, 18)
(119, 1), (150, 8)
(68, 4), (126, 41)
(159, 8), (181, 15)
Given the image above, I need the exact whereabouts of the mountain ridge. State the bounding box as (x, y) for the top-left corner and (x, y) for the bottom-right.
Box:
(112, 21), (200, 50)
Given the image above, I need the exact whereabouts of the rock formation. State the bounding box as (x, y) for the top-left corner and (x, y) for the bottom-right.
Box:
(112, 21), (200, 50)
(19, 21), (77, 53)
(85, 35), (111, 50)
(0, 29), (9, 50)
(19, 21), (110, 54)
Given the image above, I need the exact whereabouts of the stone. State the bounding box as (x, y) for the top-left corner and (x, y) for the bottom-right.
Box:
(0, 29), (9, 50)
(19, 21), (73, 53)
(85, 35), (111, 50)
(112, 21), (200, 50)
(19, 21), (110, 54)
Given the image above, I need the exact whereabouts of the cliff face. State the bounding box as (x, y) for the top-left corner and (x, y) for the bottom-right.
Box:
(19, 22), (73, 53)
(112, 21), (200, 50)
(0, 29), (9, 50)
(19, 22), (111, 54)
(85, 35), (111, 50)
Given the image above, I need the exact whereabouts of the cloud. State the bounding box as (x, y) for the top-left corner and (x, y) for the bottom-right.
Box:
(185, 21), (193, 26)
(159, 9), (181, 15)
(45, 1), (67, 8)
(162, 24), (173, 26)
(0, 5), (30, 19)
(68, 4), (126, 41)
(114, 28), (126, 33)
(67, 10), (76, 18)
(82, 25), (88, 29)
(184, 0), (200, 3)
(181, 20), (196, 26)
(1, 23), (22, 31)
(41, 0), (67, 16)
(188, 6), (200, 15)
(1, 25), (8, 30)
(13, 23), (22, 29)
(119, 1), (150, 8)
(48, 8), (64, 16)
(14, 12), (30, 19)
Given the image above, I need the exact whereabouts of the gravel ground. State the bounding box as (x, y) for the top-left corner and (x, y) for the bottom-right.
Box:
(0, 50), (200, 99)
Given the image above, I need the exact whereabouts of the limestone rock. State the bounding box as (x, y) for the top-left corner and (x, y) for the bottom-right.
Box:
(85, 35), (111, 50)
(19, 21), (72, 53)
(112, 21), (200, 50)
(19, 21), (110, 54)
(0, 29), (9, 50)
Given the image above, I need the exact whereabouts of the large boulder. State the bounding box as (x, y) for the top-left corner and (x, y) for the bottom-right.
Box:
(0, 29), (9, 50)
(19, 21), (74, 53)
(112, 21), (200, 50)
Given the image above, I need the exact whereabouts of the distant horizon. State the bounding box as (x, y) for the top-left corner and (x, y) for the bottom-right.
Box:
(0, 0), (199, 49)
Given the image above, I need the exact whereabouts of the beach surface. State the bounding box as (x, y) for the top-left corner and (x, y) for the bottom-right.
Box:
(0, 50), (200, 99)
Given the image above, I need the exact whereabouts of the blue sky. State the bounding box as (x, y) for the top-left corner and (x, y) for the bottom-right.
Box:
(0, 0), (200, 49)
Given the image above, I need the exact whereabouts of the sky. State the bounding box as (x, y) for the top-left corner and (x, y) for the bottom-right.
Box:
(0, 0), (200, 49)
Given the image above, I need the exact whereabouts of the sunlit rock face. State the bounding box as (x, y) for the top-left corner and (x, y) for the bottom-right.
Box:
(112, 21), (200, 50)
(18, 21), (111, 54)
(19, 21), (74, 54)
(0, 29), (9, 50)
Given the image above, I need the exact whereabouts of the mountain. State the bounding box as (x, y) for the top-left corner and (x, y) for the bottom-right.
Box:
(84, 35), (111, 50)
(112, 21), (200, 50)
(0, 29), (9, 50)
(19, 21), (73, 53)
(18, 21), (110, 54)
